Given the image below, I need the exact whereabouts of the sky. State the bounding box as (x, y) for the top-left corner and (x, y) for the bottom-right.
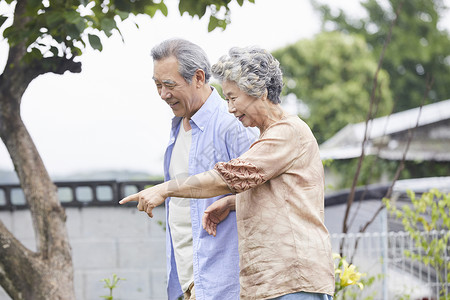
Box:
(0, 0), (449, 178)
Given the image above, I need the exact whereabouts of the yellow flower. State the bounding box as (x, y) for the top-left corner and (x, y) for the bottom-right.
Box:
(334, 254), (365, 290)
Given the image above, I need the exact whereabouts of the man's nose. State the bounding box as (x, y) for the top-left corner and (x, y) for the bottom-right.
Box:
(160, 86), (172, 100)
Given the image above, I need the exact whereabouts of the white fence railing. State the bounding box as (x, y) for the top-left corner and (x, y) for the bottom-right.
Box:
(331, 230), (450, 300)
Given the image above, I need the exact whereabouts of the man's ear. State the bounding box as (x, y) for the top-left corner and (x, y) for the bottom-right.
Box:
(193, 69), (206, 88)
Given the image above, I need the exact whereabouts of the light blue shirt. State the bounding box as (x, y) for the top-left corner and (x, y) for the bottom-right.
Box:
(164, 88), (258, 300)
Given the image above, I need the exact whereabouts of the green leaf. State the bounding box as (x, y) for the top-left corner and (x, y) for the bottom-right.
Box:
(158, 2), (168, 16)
(115, 10), (130, 21)
(50, 46), (59, 57)
(115, 0), (131, 13)
(65, 23), (81, 39)
(144, 5), (158, 18)
(75, 18), (86, 33)
(46, 11), (65, 28)
(88, 33), (102, 51)
(72, 46), (83, 56)
(64, 10), (81, 24)
(207, 15), (227, 32)
(24, 48), (43, 64)
(100, 18), (116, 37)
(145, 2), (168, 17)
(26, 0), (42, 13)
(179, 0), (206, 18)
(208, 16), (218, 32)
(0, 16), (8, 28)
(3, 26), (19, 45)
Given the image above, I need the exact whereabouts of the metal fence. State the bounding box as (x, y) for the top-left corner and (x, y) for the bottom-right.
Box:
(0, 180), (162, 210)
(331, 230), (450, 300)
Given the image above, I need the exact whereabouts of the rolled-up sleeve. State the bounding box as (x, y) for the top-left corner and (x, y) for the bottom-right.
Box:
(214, 119), (314, 194)
(214, 158), (266, 193)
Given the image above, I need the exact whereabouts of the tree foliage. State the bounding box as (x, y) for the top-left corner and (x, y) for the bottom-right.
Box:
(273, 31), (393, 144)
(0, 0), (253, 69)
(313, 0), (450, 112)
(0, 0), (253, 299)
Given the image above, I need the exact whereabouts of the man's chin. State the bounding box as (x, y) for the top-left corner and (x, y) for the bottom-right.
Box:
(171, 109), (184, 117)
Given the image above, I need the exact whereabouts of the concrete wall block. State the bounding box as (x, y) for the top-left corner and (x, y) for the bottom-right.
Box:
(65, 208), (83, 238)
(0, 212), (12, 232)
(147, 206), (166, 238)
(117, 238), (166, 269)
(150, 268), (168, 299)
(110, 270), (151, 300)
(0, 286), (10, 300)
(74, 270), (84, 300)
(20, 238), (37, 252)
(72, 238), (117, 269)
(80, 207), (150, 238)
(11, 210), (34, 239)
(81, 269), (151, 300)
(0, 206), (170, 300)
(0, 212), (36, 252)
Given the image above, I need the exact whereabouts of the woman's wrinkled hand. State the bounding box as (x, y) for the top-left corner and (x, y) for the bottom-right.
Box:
(202, 195), (235, 237)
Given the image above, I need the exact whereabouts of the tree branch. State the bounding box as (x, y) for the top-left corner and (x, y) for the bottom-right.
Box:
(0, 220), (36, 298)
(342, 0), (404, 234)
(348, 75), (434, 263)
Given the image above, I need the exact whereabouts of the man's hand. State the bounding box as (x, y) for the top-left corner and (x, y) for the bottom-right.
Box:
(119, 185), (167, 218)
(202, 195), (236, 237)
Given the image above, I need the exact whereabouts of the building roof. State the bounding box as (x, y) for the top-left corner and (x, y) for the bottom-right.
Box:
(324, 176), (450, 234)
(319, 99), (450, 160)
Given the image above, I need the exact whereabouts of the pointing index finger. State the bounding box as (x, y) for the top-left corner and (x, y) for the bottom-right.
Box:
(119, 193), (139, 204)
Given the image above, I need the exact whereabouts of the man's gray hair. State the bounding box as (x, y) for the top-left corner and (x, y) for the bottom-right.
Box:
(211, 46), (283, 104)
(151, 38), (211, 84)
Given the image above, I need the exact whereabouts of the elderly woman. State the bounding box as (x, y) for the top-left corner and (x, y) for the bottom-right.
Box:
(120, 47), (335, 300)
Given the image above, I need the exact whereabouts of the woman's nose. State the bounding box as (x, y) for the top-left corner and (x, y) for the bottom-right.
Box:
(228, 101), (236, 113)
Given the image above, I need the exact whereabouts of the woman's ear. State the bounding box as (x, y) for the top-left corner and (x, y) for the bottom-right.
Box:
(261, 89), (269, 101)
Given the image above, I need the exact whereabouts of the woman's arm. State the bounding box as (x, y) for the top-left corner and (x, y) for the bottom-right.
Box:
(119, 170), (231, 217)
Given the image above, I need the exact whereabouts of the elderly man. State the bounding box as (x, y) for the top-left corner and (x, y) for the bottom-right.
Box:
(150, 38), (257, 300)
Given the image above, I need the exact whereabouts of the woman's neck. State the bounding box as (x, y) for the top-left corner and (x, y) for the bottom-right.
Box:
(258, 104), (286, 132)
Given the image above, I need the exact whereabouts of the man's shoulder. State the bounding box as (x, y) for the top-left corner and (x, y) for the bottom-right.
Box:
(212, 109), (245, 131)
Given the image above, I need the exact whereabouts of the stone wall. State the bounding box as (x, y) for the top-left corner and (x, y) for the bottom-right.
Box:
(0, 206), (167, 300)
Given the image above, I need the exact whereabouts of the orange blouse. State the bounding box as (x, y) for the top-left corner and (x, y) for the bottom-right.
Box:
(214, 115), (335, 299)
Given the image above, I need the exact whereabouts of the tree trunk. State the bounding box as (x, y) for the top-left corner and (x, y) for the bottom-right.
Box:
(0, 100), (76, 299)
(0, 1), (76, 297)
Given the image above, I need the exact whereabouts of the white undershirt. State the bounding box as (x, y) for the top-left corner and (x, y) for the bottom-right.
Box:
(168, 123), (194, 292)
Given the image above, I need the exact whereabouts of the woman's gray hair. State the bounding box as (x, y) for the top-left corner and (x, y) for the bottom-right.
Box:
(151, 38), (211, 84)
(211, 46), (283, 104)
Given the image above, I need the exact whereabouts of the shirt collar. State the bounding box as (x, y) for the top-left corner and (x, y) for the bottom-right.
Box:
(171, 87), (224, 132)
